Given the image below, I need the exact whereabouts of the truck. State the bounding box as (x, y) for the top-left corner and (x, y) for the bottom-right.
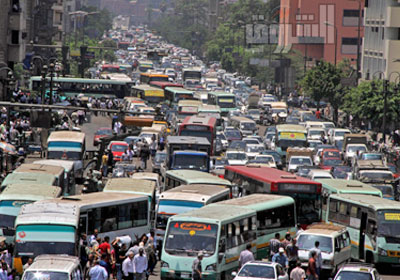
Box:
(286, 147), (314, 172)
(342, 134), (368, 164)
(248, 93), (260, 109)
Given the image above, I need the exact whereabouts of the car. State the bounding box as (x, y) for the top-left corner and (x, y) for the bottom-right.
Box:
(224, 129), (242, 142)
(387, 163), (400, 179)
(232, 261), (288, 280)
(93, 127), (113, 146)
(107, 141), (129, 162)
(216, 132), (229, 150)
(296, 165), (321, 178)
(330, 165), (352, 179)
(307, 170), (333, 180)
(152, 151), (167, 173)
(245, 145), (264, 160)
(123, 136), (142, 156)
(333, 263), (381, 280)
(228, 140), (247, 151)
(226, 150), (248, 165)
(248, 155), (277, 168)
(288, 156), (313, 173)
(261, 150), (283, 169)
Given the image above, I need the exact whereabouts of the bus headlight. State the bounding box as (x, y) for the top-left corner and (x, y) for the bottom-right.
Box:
(205, 264), (216, 272)
(161, 261), (169, 268)
(378, 248), (387, 256)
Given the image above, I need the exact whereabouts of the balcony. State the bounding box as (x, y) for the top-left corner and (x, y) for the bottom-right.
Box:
(386, 6), (400, 27)
(8, 12), (26, 31)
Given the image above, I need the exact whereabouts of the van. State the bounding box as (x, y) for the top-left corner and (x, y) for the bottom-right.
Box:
(297, 223), (351, 274)
(22, 255), (82, 280)
(230, 116), (257, 137)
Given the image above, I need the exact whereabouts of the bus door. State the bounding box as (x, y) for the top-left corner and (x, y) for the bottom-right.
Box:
(79, 213), (89, 235)
(359, 211), (368, 260)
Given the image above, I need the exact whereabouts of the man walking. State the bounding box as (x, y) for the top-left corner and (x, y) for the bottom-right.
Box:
(192, 252), (203, 280)
(290, 261), (306, 280)
(133, 248), (148, 280)
(286, 238), (299, 275)
(272, 247), (288, 269)
(269, 233), (281, 260)
(309, 241), (322, 278)
(307, 251), (318, 280)
(139, 144), (150, 170)
(239, 244), (254, 268)
(89, 259), (108, 280)
(122, 252), (134, 280)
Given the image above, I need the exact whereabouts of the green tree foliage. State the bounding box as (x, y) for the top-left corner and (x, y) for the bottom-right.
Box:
(82, 6), (112, 39)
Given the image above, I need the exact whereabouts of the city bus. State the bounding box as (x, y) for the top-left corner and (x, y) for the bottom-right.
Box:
(318, 179), (383, 221)
(29, 76), (133, 99)
(275, 124), (308, 158)
(131, 85), (165, 105)
(160, 194), (296, 280)
(165, 87), (195, 107)
(47, 131), (86, 183)
(138, 60), (154, 73)
(165, 170), (232, 191)
(208, 91), (237, 116)
(224, 165), (322, 226)
(140, 73), (169, 84)
(103, 178), (156, 217)
(14, 202), (80, 264)
(178, 115), (217, 155)
(155, 184), (230, 249)
(216, 194), (296, 259)
(149, 81), (183, 90)
(326, 194), (400, 265)
(0, 184), (62, 243)
(182, 67), (202, 82)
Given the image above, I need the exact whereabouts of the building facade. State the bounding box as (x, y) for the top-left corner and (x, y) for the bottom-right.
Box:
(361, 0), (400, 82)
(278, 0), (364, 66)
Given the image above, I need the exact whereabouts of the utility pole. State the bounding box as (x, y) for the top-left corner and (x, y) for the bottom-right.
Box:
(383, 79), (389, 143)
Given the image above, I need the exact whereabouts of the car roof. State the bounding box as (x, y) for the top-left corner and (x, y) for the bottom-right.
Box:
(337, 263), (375, 273)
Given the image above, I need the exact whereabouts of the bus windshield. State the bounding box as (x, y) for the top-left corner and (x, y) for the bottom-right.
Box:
(157, 201), (204, 230)
(164, 222), (218, 256)
(218, 97), (236, 108)
(172, 154), (208, 171)
(277, 139), (307, 149)
(47, 151), (82, 161)
(377, 210), (400, 237)
(180, 130), (212, 143)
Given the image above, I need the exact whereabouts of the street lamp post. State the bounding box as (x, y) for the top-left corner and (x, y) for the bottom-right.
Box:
(324, 21), (338, 65)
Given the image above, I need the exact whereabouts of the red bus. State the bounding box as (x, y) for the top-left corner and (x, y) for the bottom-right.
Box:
(149, 81), (183, 90)
(101, 64), (120, 73)
(178, 115), (217, 155)
(224, 165), (322, 227)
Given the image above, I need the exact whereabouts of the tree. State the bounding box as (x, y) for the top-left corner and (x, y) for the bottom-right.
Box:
(300, 60), (343, 120)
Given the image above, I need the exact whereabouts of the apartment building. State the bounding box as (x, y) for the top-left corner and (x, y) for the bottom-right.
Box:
(361, 0), (400, 82)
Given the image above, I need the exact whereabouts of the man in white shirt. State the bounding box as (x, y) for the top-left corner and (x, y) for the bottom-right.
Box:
(239, 244), (254, 268)
(122, 252), (135, 280)
(89, 259), (108, 280)
(134, 248), (148, 280)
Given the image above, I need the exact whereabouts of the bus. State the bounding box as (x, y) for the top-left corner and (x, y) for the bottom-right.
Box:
(131, 85), (164, 105)
(318, 179), (383, 221)
(29, 76), (133, 99)
(138, 61), (154, 73)
(160, 194), (296, 280)
(165, 87), (195, 107)
(326, 194), (400, 264)
(140, 73), (169, 84)
(275, 124), (308, 158)
(208, 91), (237, 116)
(182, 68), (202, 82)
(178, 115), (217, 155)
(14, 202), (80, 264)
(155, 184), (230, 249)
(0, 184), (62, 242)
(224, 165), (322, 226)
(165, 170), (232, 191)
(101, 64), (120, 73)
(47, 131), (86, 183)
(149, 81), (183, 90)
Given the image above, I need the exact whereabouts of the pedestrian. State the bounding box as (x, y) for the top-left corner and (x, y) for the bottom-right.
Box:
(139, 144), (150, 170)
(101, 151), (108, 177)
(315, 109), (321, 119)
(281, 232), (291, 249)
(290, 261), (306, 280)
(89, 259), (108, 280)
(0, 263), (7, 280)
(286, 239), (299, 275)
(150, 135), (157, 158)
(122, 252), (135, 280)
(159, 135), (165, 151)
(99, 254), (110, 276)
(7, 269), (16, 280)
(145, 234), (157, 275)
(89, 229), (99, 244)
(192, 252), (203, 280)
(133, 248), (148, 280)
(107, 150), (114, 173)
(295, 224), (304, 239)
(22, 257), (33, 271)
(112, 238), (127, 280)
(239, 244), (254, 268)
(269, 233), (281, 260)
(306, 251), (318, 280)
(84, 254), (95, 280)
(309, 241), (322, 278)
(272, 247), (288, 269)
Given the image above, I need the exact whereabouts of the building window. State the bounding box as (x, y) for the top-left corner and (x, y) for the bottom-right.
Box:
(11, 30), (19, 44)
(343, 9), (360, 26)
(341, 37), (358, 54)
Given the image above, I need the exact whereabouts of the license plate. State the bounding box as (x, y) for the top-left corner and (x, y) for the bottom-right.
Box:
(181, 273), (190, 278)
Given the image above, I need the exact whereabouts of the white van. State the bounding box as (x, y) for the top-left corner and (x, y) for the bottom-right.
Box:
(22, 255), (82, 280)
(297, 223), (351, 274)
(230, 116), (257, 137)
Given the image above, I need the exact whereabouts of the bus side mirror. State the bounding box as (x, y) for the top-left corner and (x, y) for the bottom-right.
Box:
(218, 252), (225, 263)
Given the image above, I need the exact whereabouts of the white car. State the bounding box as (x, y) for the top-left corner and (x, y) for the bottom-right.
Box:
(232, 261), (288, 280)
(328, 128), (351, 145)
(307, 128), (326, 140)
(245, 145), (264, 160)
(249, 155), (277, 168)
(307, 170), (333, 180)
(243, 137), (264, 150)
(226, 150), (248, 165)
(288, 156), (313, 172)
(333, 263), (381, 280)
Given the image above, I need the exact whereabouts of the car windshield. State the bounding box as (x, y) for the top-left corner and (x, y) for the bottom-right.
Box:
(335, 131), (349, 137)
(96, 129), (112, 135)
(262, 151), (281, 162)
(348, 146), (367, 153)
(225, 130), (241, 139)
(244, 139), (259, 145)
(111, 144), (128, 152)
(377, 210), (400, 237)
(309, 130), (324, 136)
(229, 141), (246, 150)
(155, 153), (167, 163)
(215, 159), (228, 166)
(373, 185), (394, 197)
(227, 153), (247, 160)
(238, 264), (275, 279)
(254, 157), (274, 163)
(23, 272), (69, 280)
(217, 134), (226, 141)
(335, 271), (372, 280)
(323, 159), (341, 166)
(246, 146), (263, 153)
(297, 235), (333, 253)
(248, 110), (260, 115)
(164, 222), (218, 256)
(266, 134), (275, 140)
(291, 158), (312, 165)
(241, 123), (256, 131)
(362, 154), (382, 160)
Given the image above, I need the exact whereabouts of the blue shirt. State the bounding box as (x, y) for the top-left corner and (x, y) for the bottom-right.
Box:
(272, 252), (288, 267)
(89, 265), (108, 280)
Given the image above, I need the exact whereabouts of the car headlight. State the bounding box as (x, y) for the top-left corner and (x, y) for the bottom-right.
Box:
(378, 248), (387, 256)
(205, 264), (216, 271)
(161, 261), (169, 268)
